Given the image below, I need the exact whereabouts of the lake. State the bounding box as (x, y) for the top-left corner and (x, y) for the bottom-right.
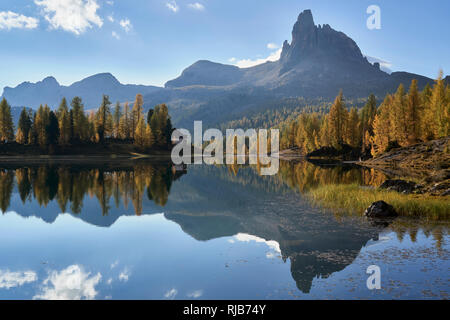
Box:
(0, 161), (448, 300)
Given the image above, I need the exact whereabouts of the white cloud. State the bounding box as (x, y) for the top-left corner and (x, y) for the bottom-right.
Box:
(106, 0), (114, 5)
(233, 48), (282, 69)
(107, 15), (114, 22)
(228, 57), (237, 63)
(110, 260), (118, 269)
(267, 43), (279, 50)
(34, 0), (103, 35)
(111, 31), (120, 39)
(166, 1), (179, 13)
(188, 3), (205, 11)
(118, 268), (130, 282)
(33, 265), (101, 300)
(0, 11), (39, 30)
(365, 55), (392, 73)
(119, 18), (132, 32)
(234, 233), (281, 253)
(164, 288), (178, 299)
(0, 270), (37, 289)
(187, 290), (203, 298)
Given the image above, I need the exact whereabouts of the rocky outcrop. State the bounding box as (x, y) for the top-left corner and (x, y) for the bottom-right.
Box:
(364, 201), (398, 218)
(361, 137), (450, 196)
(379, 179), (422, 194)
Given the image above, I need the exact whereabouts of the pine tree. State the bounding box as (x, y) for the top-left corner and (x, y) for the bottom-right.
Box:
(0, 98), (15, 143)
(360, 94), (377, 152)
(95, 95), (112, 142)
(47, 111), (60, 145)
(71, 97), (87, 142)
(16, 108), (32, 144)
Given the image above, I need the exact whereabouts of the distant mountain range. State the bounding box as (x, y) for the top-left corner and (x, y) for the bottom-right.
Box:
(2, 73), (160, 110)
(2, 9), (447, 129)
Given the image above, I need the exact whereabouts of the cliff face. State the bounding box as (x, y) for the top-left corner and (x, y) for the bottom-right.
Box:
(280, 10), (365, 65)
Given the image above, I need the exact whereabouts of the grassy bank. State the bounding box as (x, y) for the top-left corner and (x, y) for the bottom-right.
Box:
(307, 184), (450, 220)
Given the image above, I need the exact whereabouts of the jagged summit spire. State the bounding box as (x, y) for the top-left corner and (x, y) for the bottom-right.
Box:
(296, 9), (315, 29)
(280, 9), (365, 66)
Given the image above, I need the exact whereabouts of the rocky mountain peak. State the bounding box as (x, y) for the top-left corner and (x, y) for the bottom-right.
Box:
(280, 9), (365, 66)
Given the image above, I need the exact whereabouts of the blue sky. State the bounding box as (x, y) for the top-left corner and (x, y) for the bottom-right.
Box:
(0, 0), (449, 91)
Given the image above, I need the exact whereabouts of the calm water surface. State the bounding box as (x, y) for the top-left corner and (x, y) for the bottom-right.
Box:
(0, 161), (448, 299)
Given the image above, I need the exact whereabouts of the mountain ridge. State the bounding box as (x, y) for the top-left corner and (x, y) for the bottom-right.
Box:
(1, 72), (161, 109)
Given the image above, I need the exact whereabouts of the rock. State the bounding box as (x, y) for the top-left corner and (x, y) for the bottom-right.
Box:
(379, 179), (419, 194)
(364, 201), (398, 218)
(429, 181), (450, 196)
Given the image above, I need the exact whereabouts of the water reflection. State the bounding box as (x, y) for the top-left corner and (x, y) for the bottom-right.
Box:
(1, 163), (185, 217)
(0, 161), (447, 298)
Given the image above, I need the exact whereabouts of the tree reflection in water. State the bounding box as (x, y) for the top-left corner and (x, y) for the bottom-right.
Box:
(0, 163), (185, 217)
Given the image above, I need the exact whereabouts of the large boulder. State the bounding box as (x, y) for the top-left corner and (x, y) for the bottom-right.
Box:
(379, 179), (421, 194)
(364, 201), (398, 218)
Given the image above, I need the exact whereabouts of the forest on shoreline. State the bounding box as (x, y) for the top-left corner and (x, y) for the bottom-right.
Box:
(0, 94), (173, 155)
(279, 72), (450, 157)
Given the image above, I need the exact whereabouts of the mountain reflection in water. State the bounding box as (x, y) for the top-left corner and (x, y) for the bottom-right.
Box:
(0, 161), (447, 298)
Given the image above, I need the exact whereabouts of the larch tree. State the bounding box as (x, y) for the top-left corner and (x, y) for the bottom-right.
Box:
(0, 98), (15, 143)
(345, 107), (361, 148)
(57, 98), (71, 145)
(113, 102), (122, 139)
(131, 94), (144, 139)
(406, 79), (421, 144)
(390, 84), (409, 146)
(119, 102), (131, 140)
(371, 102), (391, 156)
(328, 91), (348, 148)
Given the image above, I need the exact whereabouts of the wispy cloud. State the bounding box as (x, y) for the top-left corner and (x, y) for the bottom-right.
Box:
(0, 11), (39, 30)
(33, 265), (101, 300)
(232, 49), (282, 69)
(111, 31), (120, 39)
(267, 43), (279, 50)
(365, 55), (392, 73)
(188, 3), (205, 11)
(166, 1), (179, 13)
(164, 288), (178, 299)
(118, 267), (130, 282)
(107, 15), (114, 23)
(187, 290), (203, 298)
(34, 0), (103, 35)
(0, 269), (37, 289)
(119, 18), (132, 32)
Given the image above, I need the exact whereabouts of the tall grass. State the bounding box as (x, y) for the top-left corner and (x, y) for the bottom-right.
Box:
(307, 184), (450, 220)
